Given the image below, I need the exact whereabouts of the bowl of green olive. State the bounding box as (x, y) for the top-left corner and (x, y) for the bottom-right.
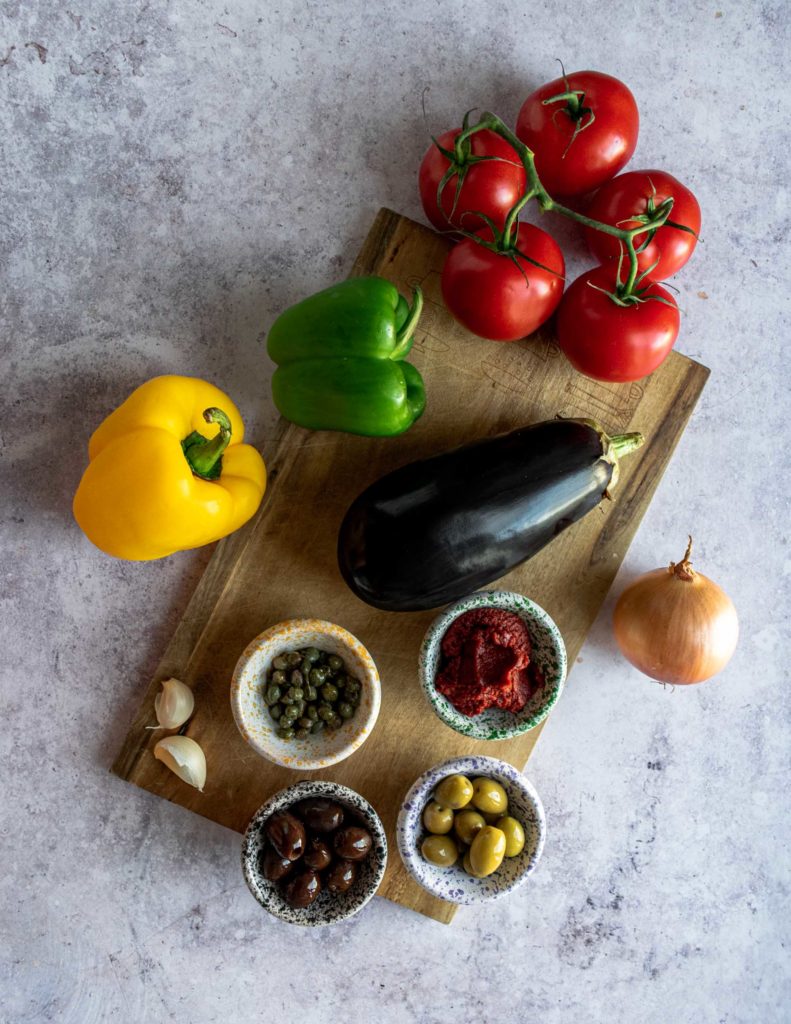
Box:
(231, 618), (381, 770)
(396, 755), (545, 904)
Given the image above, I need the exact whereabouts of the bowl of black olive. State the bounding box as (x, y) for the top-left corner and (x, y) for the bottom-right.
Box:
(231, 618), (381, 770)
(242, 780), (387, 926)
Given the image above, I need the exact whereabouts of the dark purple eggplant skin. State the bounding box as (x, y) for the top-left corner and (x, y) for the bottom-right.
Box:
(337, 419), (636, 612)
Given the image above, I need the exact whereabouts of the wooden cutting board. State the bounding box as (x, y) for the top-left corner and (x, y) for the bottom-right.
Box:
(112, 208), (709, 924)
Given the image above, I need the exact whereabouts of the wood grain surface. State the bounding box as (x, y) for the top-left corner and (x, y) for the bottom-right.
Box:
(112, 208), (709, 924)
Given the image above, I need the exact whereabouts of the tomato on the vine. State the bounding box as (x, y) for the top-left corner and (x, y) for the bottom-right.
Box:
(583, 170), (701, 280)
(419, 128), (526, 234)
(441, 222), (565, 342)
(515, 70), (639, 197)
(555, 264), (679, 382)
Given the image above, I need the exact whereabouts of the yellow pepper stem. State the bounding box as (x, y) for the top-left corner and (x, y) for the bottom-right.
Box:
(181, 407), (232, 480)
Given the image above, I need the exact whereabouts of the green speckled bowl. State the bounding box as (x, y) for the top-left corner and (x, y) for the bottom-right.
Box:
(418, 590), (567, 741)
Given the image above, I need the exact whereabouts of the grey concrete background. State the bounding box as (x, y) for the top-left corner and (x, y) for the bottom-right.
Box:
(2, 1), (789, 1022)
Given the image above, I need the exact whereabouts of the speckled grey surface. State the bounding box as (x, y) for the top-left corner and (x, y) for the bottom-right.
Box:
(2, 1), (789, 1022)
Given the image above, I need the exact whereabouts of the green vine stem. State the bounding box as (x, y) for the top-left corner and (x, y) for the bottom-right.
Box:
(451, 111), (675, 300)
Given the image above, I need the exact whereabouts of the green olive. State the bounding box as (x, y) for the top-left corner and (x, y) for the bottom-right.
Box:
(434, 774), (474, 810)
(462, 850), (483, 877)
(469, 826), (506, 877)
(471, 778), (508, 816)
(454, 809), (486, 845)
(495, 816), (525, 857)
(422, 801), (454, 835)
(421, 834), (458, 867)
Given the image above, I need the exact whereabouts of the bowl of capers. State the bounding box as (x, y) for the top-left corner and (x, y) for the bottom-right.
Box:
(231, 618), (381, 770)
(396, 755), (546, 904)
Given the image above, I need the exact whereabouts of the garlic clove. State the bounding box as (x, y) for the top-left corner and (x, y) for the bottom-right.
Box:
(153, 677), (195, 730)
(153, 735), (206, 792)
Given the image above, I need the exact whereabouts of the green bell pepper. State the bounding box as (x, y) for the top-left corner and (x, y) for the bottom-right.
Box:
(267, 276), (426, 437)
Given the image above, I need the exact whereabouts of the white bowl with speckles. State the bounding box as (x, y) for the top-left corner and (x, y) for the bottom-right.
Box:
(397, 755), (546, 904)
(231, 618), (381, 771)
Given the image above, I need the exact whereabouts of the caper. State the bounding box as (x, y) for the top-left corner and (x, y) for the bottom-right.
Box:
(309, 668), (327, 686)
(289, 669), (304, 687)
(327, 654), (343, 671)
(454, 809), (486, 845)
(338, 702), (354, 720)
(282, 705), (299, 722)
(496, 816), (526, 857)
(326, 714), (341, 730)
(471, 778), (508, 816)
(421, 834), (458, 867)
(310, 720), (325, 734)
(297, 717), (312, 729)
(295, 727), (310, 739)
(469, 826), (506, 877)
(272, 655), (289, 671)
(302, 647), (321, 664)
(277, 726), (295, 740)
(265, 685), (281, 705)
(318, 706), (333, 722)
(422, 801), (454, 835)
(270, 704), (282, 720)
(285, 652), (302, 667)
(306, 705), (318, 721)
(271, 669), (287, 685)
(305, 684), (318, 702)
(321, 682), (339, 703)
(434, 774), (474, 810)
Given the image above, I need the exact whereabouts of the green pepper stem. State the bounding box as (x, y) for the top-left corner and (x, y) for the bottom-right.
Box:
(182, 407), (232, 480)
(391, 286), (424, 360)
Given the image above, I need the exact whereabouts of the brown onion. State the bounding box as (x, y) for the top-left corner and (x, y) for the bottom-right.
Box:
(613, 537), (738, 685)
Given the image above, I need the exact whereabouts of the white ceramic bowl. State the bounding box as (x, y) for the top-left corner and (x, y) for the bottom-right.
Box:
(231, 618), (381, 770)
(242, 780), (387, 926)
(418, 590), (567, 741)
(397, 755), (545, 904)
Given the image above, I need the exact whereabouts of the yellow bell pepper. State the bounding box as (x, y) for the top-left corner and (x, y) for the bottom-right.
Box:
(73, 375), (266, 560)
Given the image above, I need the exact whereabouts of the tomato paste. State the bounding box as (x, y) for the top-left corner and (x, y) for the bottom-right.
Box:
(435, 608), (543, 717)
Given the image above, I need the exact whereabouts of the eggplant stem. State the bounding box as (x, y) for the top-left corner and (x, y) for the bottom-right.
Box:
(609, 432), (644, 459)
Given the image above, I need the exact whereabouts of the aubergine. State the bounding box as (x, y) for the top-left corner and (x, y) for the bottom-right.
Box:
(337, 418), (643, 611)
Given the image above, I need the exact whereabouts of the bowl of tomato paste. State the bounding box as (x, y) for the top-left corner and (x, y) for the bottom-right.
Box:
(418, 590), (567, 740)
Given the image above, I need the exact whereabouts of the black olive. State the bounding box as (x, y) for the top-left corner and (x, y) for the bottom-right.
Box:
(303, 836), (333, 871)
(326, 859), (358, 893)
(292, 798), (345, 833)
(264, 811), (306, 861)
(259, 846), (295, 882)
(284, 869), (321, 909)
(333, 826), (372, 862)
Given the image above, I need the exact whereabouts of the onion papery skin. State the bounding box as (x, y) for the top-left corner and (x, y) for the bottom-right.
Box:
(613, 567), (738, 685)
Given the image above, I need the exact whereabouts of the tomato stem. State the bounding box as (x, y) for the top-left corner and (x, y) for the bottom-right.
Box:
(452, 111), (675, 299)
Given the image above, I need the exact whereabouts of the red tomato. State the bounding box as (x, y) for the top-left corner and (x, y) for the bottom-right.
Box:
(441, 223), (565, 341)
(584, 169), (701, 279)
(556, 265), (679, 382)
(419, 128), (527, 233)
(515, 70), (639, 197)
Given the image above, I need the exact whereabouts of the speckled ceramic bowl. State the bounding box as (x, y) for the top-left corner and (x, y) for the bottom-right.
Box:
(231, 619), (381, 770)
(419, 590), (567, 741)
(242, 780), (387, 926)
(397, 755), (545, 904)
